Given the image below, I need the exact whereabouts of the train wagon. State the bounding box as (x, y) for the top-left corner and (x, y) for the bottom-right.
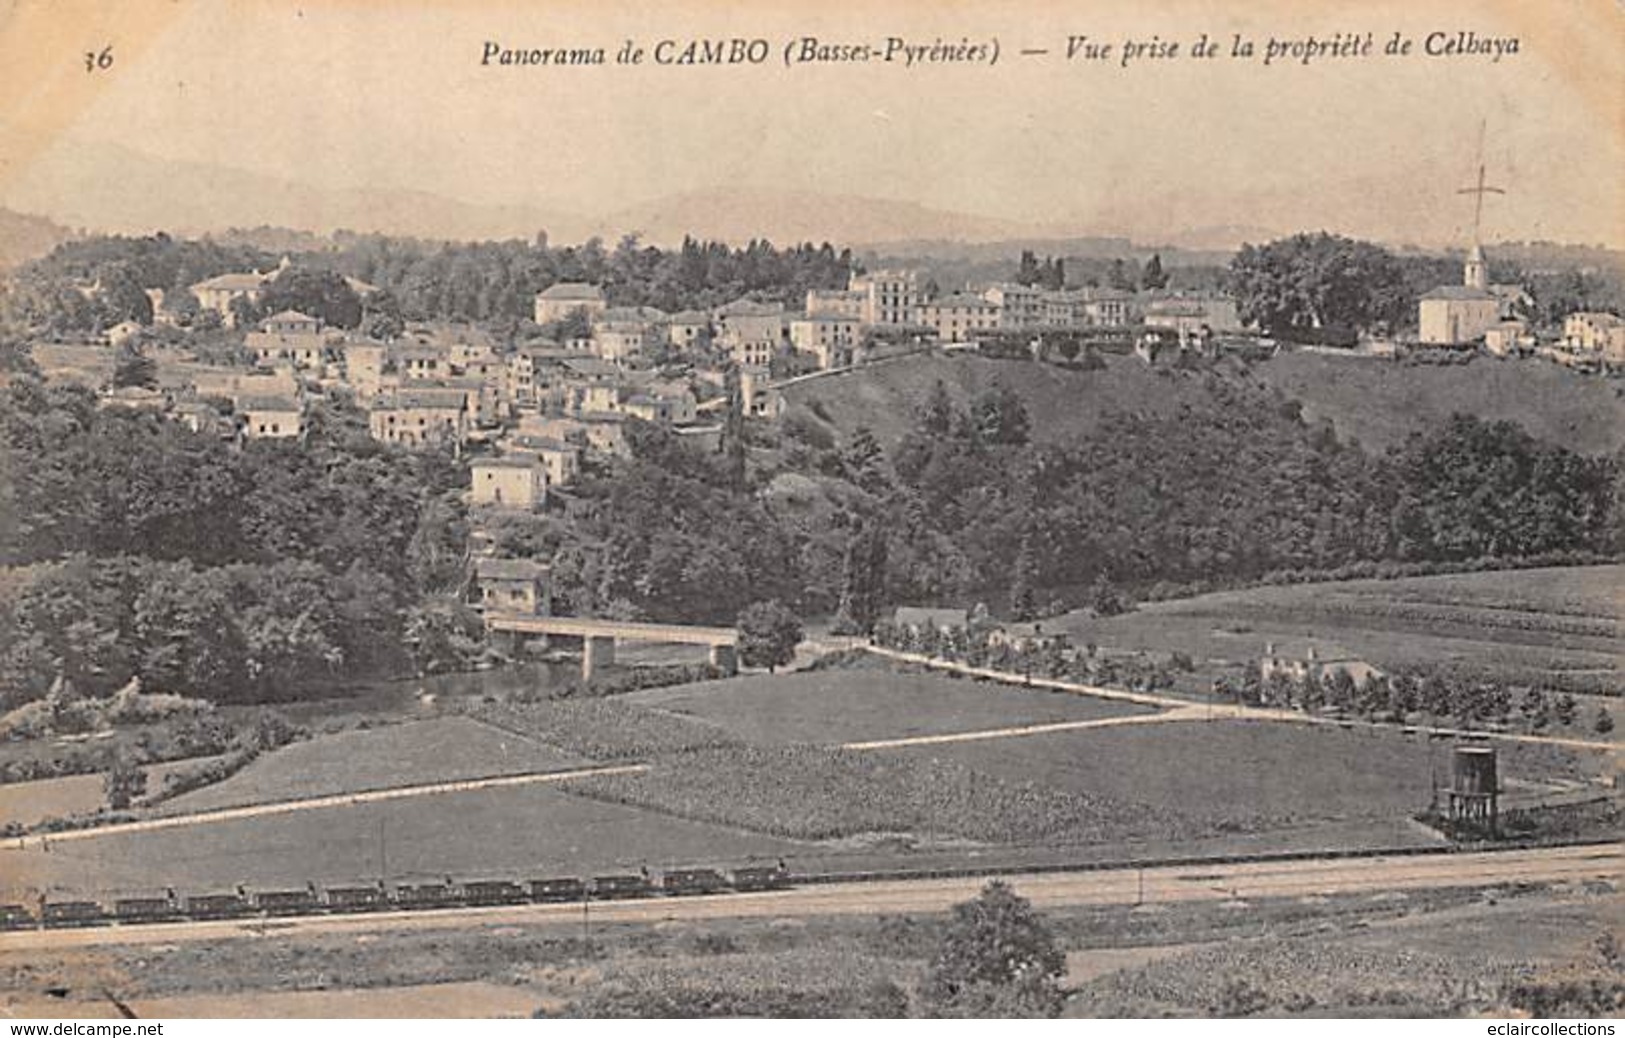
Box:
(323, 885), (390, 914)
(590, 873), (652, 900)
(730, 864), (792, 892)
(251, 888), (320, 917)
(42, 900), (108, 929)
(461, 879), (527, 907)
(0, 904), (37, 931)
(527, 877), (586, 903)
(393, 882), (462, 910)
(113, 896), (180, 924)
(182, 892), (250, 920)
(660, 868), (729, 896)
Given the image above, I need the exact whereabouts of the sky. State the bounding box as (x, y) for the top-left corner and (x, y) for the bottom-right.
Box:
(1, 0), (1620, 248)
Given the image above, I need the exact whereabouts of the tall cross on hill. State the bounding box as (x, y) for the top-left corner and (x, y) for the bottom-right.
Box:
(1457, 121), (1506, 245)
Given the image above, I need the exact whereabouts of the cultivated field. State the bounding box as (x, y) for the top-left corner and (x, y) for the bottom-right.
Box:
(1054, 565), (1625, 701)
(2, 781), (804, 898)
(623, 668), (1149, 746)
(156, 716), (586, 814)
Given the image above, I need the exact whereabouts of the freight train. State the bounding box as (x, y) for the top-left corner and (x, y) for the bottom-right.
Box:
(0, 861), (792, 931)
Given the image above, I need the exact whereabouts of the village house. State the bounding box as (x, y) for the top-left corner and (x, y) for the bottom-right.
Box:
(1081, 287), (1138, 327)
(522, 413), (629, 457)
(805, 287), (867, 322)
(1039, 289), (1089, 328)
(104, 320), (144, 349)
(738, 366), (783, 418)
(1143, 295), (1243, 339)
(1483, 320), (1536, 357)
(393, 342), (452, 381)
(892, 606), (969, 635)
(340, 341), (389, 402)
(919, 293), (1000, 343)
(470, 456), (547, 510)
(473, 557), (552, 616)
(171, 400), (229, 438)
(99, 384), (166, 413)
(238, 395), (304, 440)
(502, 434), (582, 487)
(246, 310), (328, 371)
(1562, 311), (1625, 366)
(367, 386), (469, 448)
(533, 282), (608, 325)
(849, 269), (920, 326)
(714, 299), (788, 367)
(189, 269), (272, 326)
(982, 283), (1045, 330)
(788, 314), (861, 368)
(591, 306), (668, 363)
(1258, 643), (1382, 688)
(665, 310), (711, 352)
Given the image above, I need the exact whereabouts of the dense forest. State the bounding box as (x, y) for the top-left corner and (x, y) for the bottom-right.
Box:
(0, 360), (1619, 709)
(0, 379), (469, 706)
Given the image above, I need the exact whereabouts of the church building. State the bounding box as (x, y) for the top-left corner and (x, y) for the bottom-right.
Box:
(1418, 244), (1506, 345)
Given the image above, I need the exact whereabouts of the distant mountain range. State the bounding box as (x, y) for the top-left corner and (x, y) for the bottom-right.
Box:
(1, 136), (1297, 252)
(0, 209), (74, 268)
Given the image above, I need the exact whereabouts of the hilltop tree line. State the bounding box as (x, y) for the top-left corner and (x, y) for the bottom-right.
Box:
(3, 231), (857, 335)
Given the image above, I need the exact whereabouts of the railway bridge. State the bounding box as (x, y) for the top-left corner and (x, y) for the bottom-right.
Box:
(484, 613), (739, 680)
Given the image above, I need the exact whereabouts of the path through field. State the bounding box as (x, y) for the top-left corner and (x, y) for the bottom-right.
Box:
(863, 645), (1621, 753)
(14, 763), (648, 849)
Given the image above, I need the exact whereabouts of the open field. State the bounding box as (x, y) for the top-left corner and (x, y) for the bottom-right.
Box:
(623, 668), (1150, 746)
(890, 720), (1441, 834)
(1053, 565), (1625, 702)
(0, 773), (103, 828)
(157, 716), (586, 815)
(2, 780), (805, 898)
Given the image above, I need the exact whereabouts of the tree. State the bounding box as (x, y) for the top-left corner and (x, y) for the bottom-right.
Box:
(258, 268), (363, 329)
(361, 289), (405, 341)
(1016, 250), (1040, 287)
(104, 752), (147, 810)
(1555, 692), (1579, 727)
(111, 345), (157, 389)
(1010, 532), (1038, 621)
(1595, 706), (1615, 735)
(971, 382), (1029, 446)
(832, 522), (887, 636)
(1229, 232), (1410, 338)
(919, 379), (956, 438)
(1141, 252), (1169, 290)
(923, 880), (1066, 1018)
(1107, 257), (1136, 291)
(736, 599), (802, 673)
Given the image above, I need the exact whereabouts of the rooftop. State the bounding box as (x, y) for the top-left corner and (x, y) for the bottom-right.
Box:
(537, 282), (606, 301)
(474, 557), (549, 581)
(1421, 286), (1498, 302)
(237, 395), (302, 413)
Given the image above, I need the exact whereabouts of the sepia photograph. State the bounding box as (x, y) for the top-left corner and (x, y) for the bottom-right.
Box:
(0, 0), (1620, 1024)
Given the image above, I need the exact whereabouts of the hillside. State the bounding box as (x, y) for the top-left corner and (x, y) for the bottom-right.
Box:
(1255, 353), (1625, 456)
(0, 208), (73, 268)
(782, 352), (1625, 456)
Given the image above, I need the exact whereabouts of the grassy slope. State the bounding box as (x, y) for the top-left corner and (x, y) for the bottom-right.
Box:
(782, 351), (1625, 455)
(1051, 565), (1625, 702)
